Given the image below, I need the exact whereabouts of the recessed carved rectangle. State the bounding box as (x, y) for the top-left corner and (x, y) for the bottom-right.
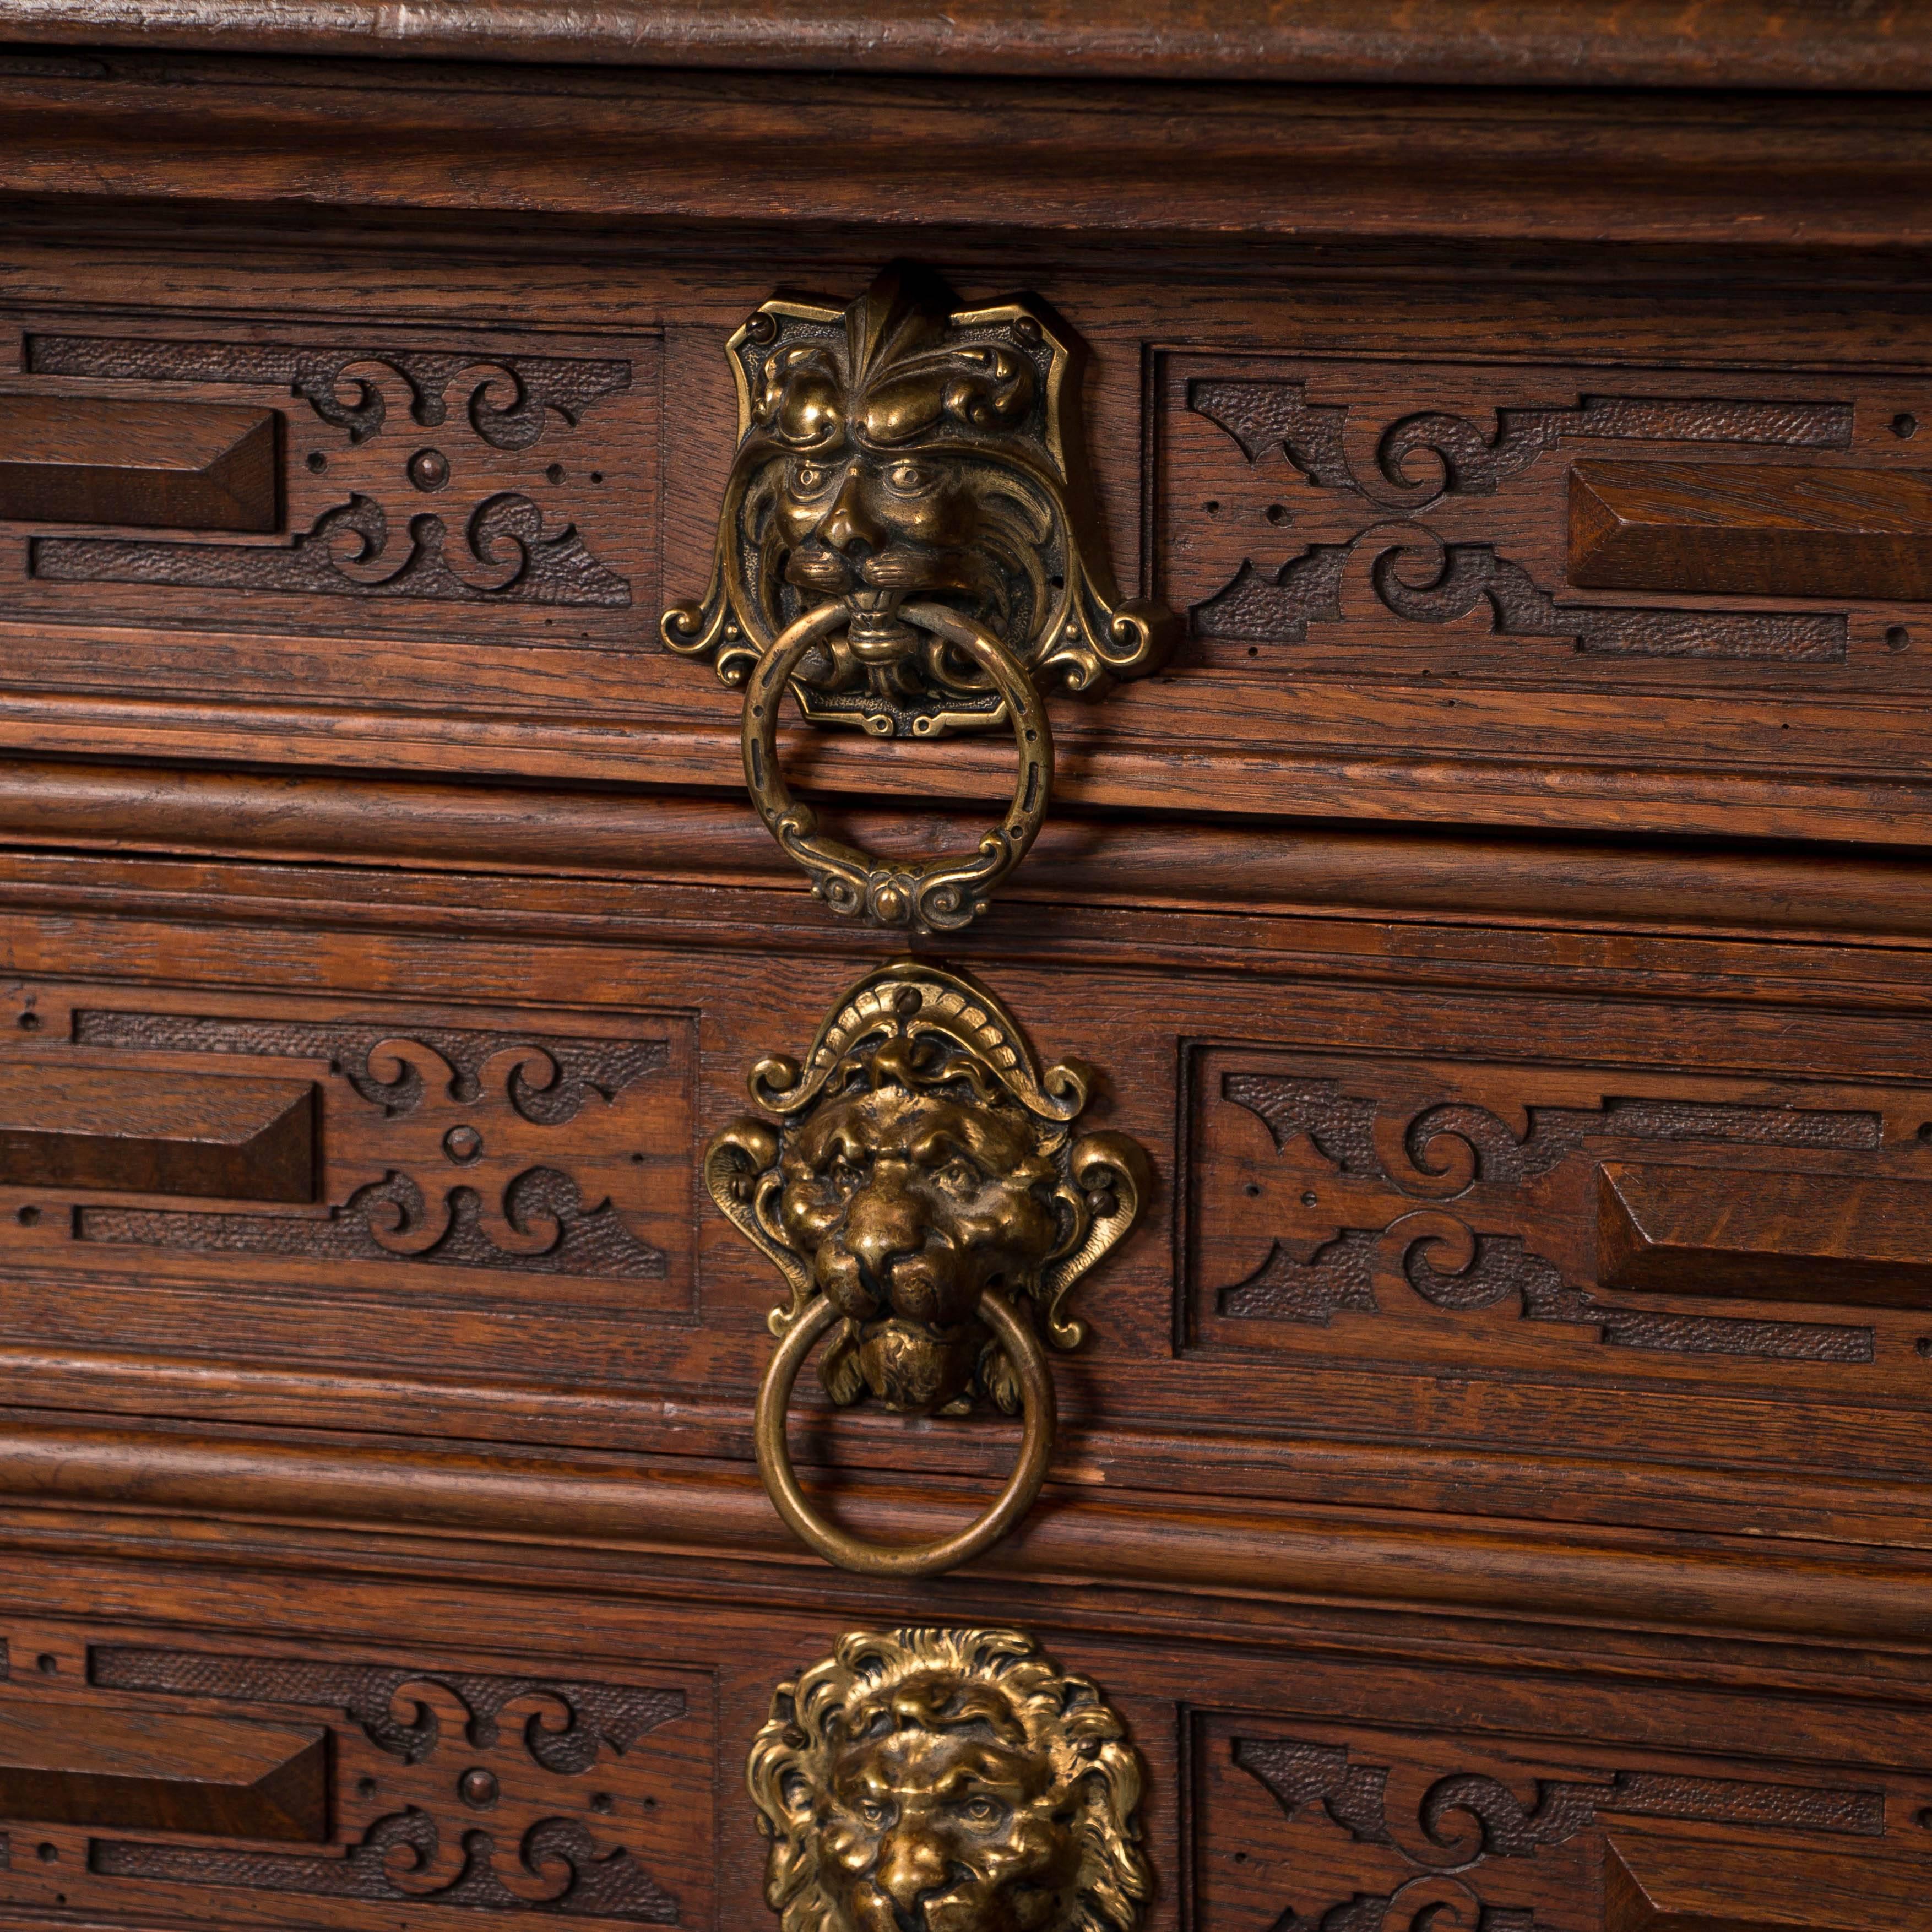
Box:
(1195, 1705), (1914, 1932)
(1184, 1039), (1932, 1379)
(1570, 459), (1932, 600)
(0, 312), (658, 656)
(0, 394), (278, 531)
(1155, 351), (1932, 693)
(0, 1618), (714, 1931)
(0, 1702), (325, 1841)
(0, 1066), (314, 1201)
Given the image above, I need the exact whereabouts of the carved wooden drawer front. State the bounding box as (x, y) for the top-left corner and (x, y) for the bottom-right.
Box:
(0, 976), (694, 1390)
(0, 1621), (712, 1930)
(1194, 1676), (1932, 1932)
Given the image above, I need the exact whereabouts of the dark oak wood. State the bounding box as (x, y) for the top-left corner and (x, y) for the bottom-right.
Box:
(0, 14), (1927, 1932)
(1569, 459), (1932, 600)
(0, 1066), (314, 1201)
(0, 1702), (327, 1841)
(0, 394), (277, 531)
(1598, 1162), (1932, 1306)
(0, 1), (1927, 89)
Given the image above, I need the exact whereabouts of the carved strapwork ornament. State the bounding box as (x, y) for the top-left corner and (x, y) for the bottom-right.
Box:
(704, 960), (1150, 1576)
(663, 262), (1170, 737)
(747, 1627), (1147, 1932)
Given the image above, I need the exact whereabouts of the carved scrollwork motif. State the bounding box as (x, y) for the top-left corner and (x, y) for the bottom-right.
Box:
(1198, 1052), (1890, 1364)
(1182, 370), (1858, 662)
(24, 332), (635, 611)
(88, 1645), (689, 1923)
(1230, 1727), (1884, 1932)
(748, 1628), (1147, 1932)
(665, 262), (1171, 737)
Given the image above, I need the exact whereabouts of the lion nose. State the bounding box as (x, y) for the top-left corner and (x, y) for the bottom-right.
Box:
(848, 1220), (919, 1300)
(875, 1828), (947, 1914)
(816, 468), (886, 558)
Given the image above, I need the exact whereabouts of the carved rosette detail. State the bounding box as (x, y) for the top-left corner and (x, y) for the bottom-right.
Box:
(663, 262), (1171, 737)
(748, 1628), (1147, 1932)
(705, 960), (1149, 1416)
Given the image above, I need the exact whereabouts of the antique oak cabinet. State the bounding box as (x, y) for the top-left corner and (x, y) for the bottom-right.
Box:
(0, 5), (1929, 1929)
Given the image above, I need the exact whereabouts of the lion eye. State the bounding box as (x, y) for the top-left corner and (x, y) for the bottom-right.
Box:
(884, 459), (937, 495)
(934, 1157), (979, 1195)
(958, 1795), (1005, 1828)
(826, 1155), (862, 1196)
(857, 1798), (892, 1828)
(789, 459), (834, 494)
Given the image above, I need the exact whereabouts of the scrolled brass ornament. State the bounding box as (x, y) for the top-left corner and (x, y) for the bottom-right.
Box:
(664, 261), (1175, 931)
(747, 1626), (1147, 1932)
(705, 958), (1150, 1576)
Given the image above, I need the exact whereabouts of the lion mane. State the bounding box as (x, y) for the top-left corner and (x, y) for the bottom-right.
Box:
(746, 1626), (1148, 1932)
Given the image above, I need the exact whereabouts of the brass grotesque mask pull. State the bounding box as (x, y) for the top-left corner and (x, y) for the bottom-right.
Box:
(748, 1627), (1147, 1932)
(707, 959), (1149, 1576)
(664, 263), (1173, 931)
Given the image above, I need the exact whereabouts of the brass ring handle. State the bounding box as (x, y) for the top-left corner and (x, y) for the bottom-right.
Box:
(741, 600), (1052, 932)
(753, 1286), (1056, 1578)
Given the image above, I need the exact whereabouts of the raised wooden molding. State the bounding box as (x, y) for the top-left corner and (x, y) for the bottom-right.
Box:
(1605, 1835), (1921, 1931)
(0, 2), (1926, 89)
(0, 395), (277, 531)
(2, 1420), (1930, 1643)
(1571, 459), (1932, 601)
(1599, 1163), (1932, 1307)
(0, 1065), (314, 1201)
(0, 1700), (327, 1839)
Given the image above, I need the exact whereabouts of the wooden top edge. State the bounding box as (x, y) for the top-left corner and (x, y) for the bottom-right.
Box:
(0, 0), (1929, 91)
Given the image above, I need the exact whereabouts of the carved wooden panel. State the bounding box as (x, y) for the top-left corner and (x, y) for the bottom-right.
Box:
(1193, 1702), (1932, 1932)
(0, 311), (655, 648)
(0, 979), (695, 1386)
(1184, 1038), (1932, 1397)
(1155, 351), (1932, 690)
(0, 1618), (713, 1932)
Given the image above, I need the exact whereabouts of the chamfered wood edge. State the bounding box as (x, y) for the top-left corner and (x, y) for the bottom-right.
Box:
(2, 1), (1931, 90)
(0, 1418), (1925, 1647)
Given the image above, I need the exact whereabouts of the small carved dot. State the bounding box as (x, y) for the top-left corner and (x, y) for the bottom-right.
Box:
(357, 1776), (378, 1799)
(1894, 413), (1919, 438)
(1301, 1191), (1318, 1207)
(590, 470), (604, 483)
(17, 1206), (39, 1227)
(306, 450), (327, 473)
(443, 1125), (484, 1164)
(590, 1792), (614, 1814)
(1887, 625), (1912, 652)
(631, 1150), (646, 1164)
(546, 462), (566, 485)
(1244, 1182), (1262, 1199)
(1204, 500), (1221, 514)
(1917, 1337), (1932, 1358)
(35, 1653), (56, 1674)
(458, 1768), (500, 1809)
(16, 1011), (38, 1030)
(1919, 1804), (1932, 1828)
(36, 1844), (57, 1864)
(1265, 503), (1287, 524)
(1247, 645), (1258, 658)
(408, 447), (450, 492)
(1233, 1850), (1248, 1865)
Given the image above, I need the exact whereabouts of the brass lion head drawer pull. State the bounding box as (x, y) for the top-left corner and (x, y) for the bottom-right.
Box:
(748, 1627), (1147, 1932)
(705, 960), (1149, 1575)
(664, 263), (1173, 931)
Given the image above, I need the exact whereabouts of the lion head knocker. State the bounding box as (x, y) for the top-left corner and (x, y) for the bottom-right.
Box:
(664, 262), (1170, 739)
(707, 961), (1150, 1574)
(748, 1627), (1147, 1932)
